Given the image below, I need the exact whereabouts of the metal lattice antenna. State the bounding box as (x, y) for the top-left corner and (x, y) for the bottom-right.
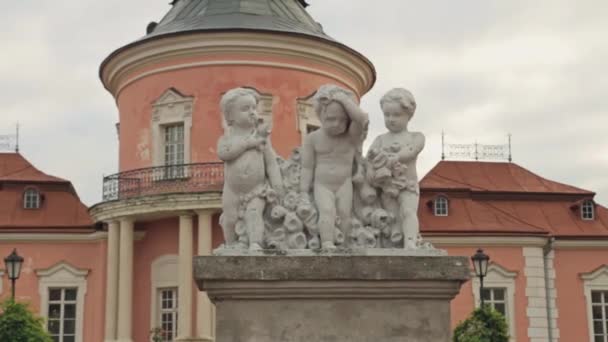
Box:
(508, 133), (512, 162)
(441, 130), (445, 160)
(15, 123), (19, 153)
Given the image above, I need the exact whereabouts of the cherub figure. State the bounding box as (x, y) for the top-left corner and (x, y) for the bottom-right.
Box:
(367, 88), (425, 249)
(300, 85), (369, 249)
(217, 88), (283, 250)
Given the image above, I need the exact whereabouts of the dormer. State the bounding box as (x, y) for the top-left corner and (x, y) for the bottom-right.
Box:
(23, 187), (42, 209)
(571, 199), (596, 221)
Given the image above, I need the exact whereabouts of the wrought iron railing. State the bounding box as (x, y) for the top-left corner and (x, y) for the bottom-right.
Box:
(102, 163), (224, 202)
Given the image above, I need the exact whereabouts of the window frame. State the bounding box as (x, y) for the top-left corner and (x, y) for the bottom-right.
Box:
(47, 287), (79, 342)
(582, 265), (608, 342)
(297, 92), (321, 143)
(151, 88), (193, 168)
(158, 287), (179, 342)
(582, 200), (595, 221)
(471, 263), (517, 341)
(434, 196), (449, 216)
(150, 255), (179, 340)
(36, 262), (88, 342)
(24, 187), (41, 209)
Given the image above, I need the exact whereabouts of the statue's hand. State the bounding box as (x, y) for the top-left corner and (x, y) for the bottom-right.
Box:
(246, 135), (266, 150)
(332, 91), (352, 104)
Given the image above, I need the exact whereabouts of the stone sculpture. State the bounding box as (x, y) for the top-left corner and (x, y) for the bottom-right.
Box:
(217, 85), (435, 252)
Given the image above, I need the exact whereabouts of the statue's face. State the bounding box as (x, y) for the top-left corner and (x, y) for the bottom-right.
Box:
(231, 95), (258, 128)
(382, 101), (411, 133)
(321, 101), (348, 135)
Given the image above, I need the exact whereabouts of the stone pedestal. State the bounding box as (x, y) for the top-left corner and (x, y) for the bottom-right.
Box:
(194, 254), (470, 342)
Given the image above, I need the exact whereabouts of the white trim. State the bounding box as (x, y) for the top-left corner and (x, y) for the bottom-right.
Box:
(36, 262), (89, 342)
(101, 32), (375, 99)
(523, 247), (550, 341)
(425, 236), (548, 247)
(0, 231), (145, 242)
(150, 254), (179, 336)
(434, 196), (449, 216)
(553, 240), (608, 249)
(581, 200), (595, 221)
(582, 265), (608, 342)
(471, 263), (517, 341)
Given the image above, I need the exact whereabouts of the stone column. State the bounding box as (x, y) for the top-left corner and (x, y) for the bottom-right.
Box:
(196, 211), (215, 341)
(117, 218), (134, 342)
(104, 221), (120, 342)
(177, 214), (195, 340)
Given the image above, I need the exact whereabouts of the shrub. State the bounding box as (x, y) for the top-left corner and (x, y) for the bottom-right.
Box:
(453, 305), (509, 342)
(0, 299), (52, 342)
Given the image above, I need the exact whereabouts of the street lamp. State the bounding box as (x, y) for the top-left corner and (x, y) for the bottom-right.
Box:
(4, 249), (24, 300)
(471, 248), (490, 307)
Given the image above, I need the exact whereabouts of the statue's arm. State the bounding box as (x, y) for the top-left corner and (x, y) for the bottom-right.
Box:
(334, 95), (369, 141)
(263, 139), (284, 195)
(397, 132), (425, 162)
(300, 135), (315, 195)
(217, 134), (255, 162)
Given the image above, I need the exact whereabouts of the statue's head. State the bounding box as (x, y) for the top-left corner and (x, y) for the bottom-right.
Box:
(380, 88), (416, 133)
(313, 85), (357, 136)
(220, 87), (260, 129)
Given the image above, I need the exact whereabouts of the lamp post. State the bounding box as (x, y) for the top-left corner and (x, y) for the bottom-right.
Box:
(471, 248), (490, 307)
(4, 249), (24, 300)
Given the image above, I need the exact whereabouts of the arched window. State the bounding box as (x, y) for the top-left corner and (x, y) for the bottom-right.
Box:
(434, 196), (449, 216)
(582, 200), (595, 220)
(24, 188), (40, 209)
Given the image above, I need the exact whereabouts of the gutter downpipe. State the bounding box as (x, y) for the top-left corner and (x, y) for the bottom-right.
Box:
(543, 237), (556, 342)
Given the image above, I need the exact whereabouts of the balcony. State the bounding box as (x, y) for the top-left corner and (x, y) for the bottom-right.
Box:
(102, 163), (224, 202)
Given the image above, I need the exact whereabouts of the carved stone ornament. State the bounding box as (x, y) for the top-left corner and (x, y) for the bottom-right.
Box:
(216, 85), (443, 255)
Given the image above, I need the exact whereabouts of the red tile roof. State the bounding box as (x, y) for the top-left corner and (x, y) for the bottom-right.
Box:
(419, 161), (608, 237)
(0, 153), (93, 229)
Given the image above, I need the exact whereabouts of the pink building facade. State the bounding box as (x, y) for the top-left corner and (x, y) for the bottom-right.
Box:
(2, 1), (608, 342)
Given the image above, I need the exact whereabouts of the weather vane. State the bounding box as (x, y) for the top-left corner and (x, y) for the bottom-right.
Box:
(441, 131), (512, 162)
(0, 124), (20, 153)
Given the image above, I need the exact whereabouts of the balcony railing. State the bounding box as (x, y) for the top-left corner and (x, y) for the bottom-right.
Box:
(102, 163), (224, 202)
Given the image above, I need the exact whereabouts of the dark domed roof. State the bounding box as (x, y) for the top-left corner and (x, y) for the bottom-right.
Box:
(146, 0), (334, 41)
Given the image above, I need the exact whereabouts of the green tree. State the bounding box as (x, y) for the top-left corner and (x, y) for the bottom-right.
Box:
(0, 299), (52, 342)
(453, 305), (509, 342)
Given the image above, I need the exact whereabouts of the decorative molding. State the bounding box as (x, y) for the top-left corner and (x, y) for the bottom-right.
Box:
(523, 247), (550, 341)
(544, 250), (559, 342)
(89, 192), (222, 224)
(0, 231), (145, 242)
(151, 88), (194, 166)
(471, 263), (518, 341)
(425, 236), (548, 247)
(150, 255), (179, 334)
(581, 265), (608, 342)
(37, 262), (89, 342)
(296, 91), (320, 143)
(100, 32), (375, 99)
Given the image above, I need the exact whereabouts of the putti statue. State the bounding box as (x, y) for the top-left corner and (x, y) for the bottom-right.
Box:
(217, 88), (283, 250)
(367, 88), (425, 249)
(217, 85), (437, 253)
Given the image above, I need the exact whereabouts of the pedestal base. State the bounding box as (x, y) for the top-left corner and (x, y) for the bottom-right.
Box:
(195, 255), (470, 342)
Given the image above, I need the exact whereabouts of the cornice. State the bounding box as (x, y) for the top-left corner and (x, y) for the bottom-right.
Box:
(553, 239), (608, 250)
(100, 32), (376, 99)
(425, 235), (549, 247)
(0, 231), (145, 242)
(89, 192), (222, 223)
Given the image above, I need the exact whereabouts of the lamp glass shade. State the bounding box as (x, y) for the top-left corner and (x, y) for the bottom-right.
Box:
(4, 249), (24, 280)
(471, 249), (490, 277)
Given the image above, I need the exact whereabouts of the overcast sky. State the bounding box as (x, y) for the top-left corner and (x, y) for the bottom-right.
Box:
(1, 1), (607, 206)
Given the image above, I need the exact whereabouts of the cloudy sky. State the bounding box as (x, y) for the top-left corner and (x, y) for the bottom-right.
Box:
(1, 0), (607, 206)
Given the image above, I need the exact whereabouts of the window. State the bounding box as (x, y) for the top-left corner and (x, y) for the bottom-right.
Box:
(591, 291), (608, 342)
(36, 262), (88, 342)
(481, 287), (507, 316)
(24, 188), (40, 209)
(162, 124), (185, 179)
(297, 92), (321, 143)
(582, 200), (595, 220)
(582, 266), (608, 342)
(158, 288), (178, 342)
(434, 196), (448, 216)
(306, 124), (320, 134)
(47, 288), (78, 342)
(151, 88), (193, 168)
(472, 263), (517, 341)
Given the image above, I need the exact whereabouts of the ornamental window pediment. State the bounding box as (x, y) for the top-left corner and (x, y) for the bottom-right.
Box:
(151, 88), (194, 167)
(296, 91), (320, 143)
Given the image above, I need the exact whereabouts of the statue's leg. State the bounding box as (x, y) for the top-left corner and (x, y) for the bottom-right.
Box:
(314, 185), (337, 249)
(380, 193), (401, 247)
(336, 181), (354, 247)
(399, 191), (420, 249)
(220, 188), (239, 246)
(245, 197), (266, 250)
